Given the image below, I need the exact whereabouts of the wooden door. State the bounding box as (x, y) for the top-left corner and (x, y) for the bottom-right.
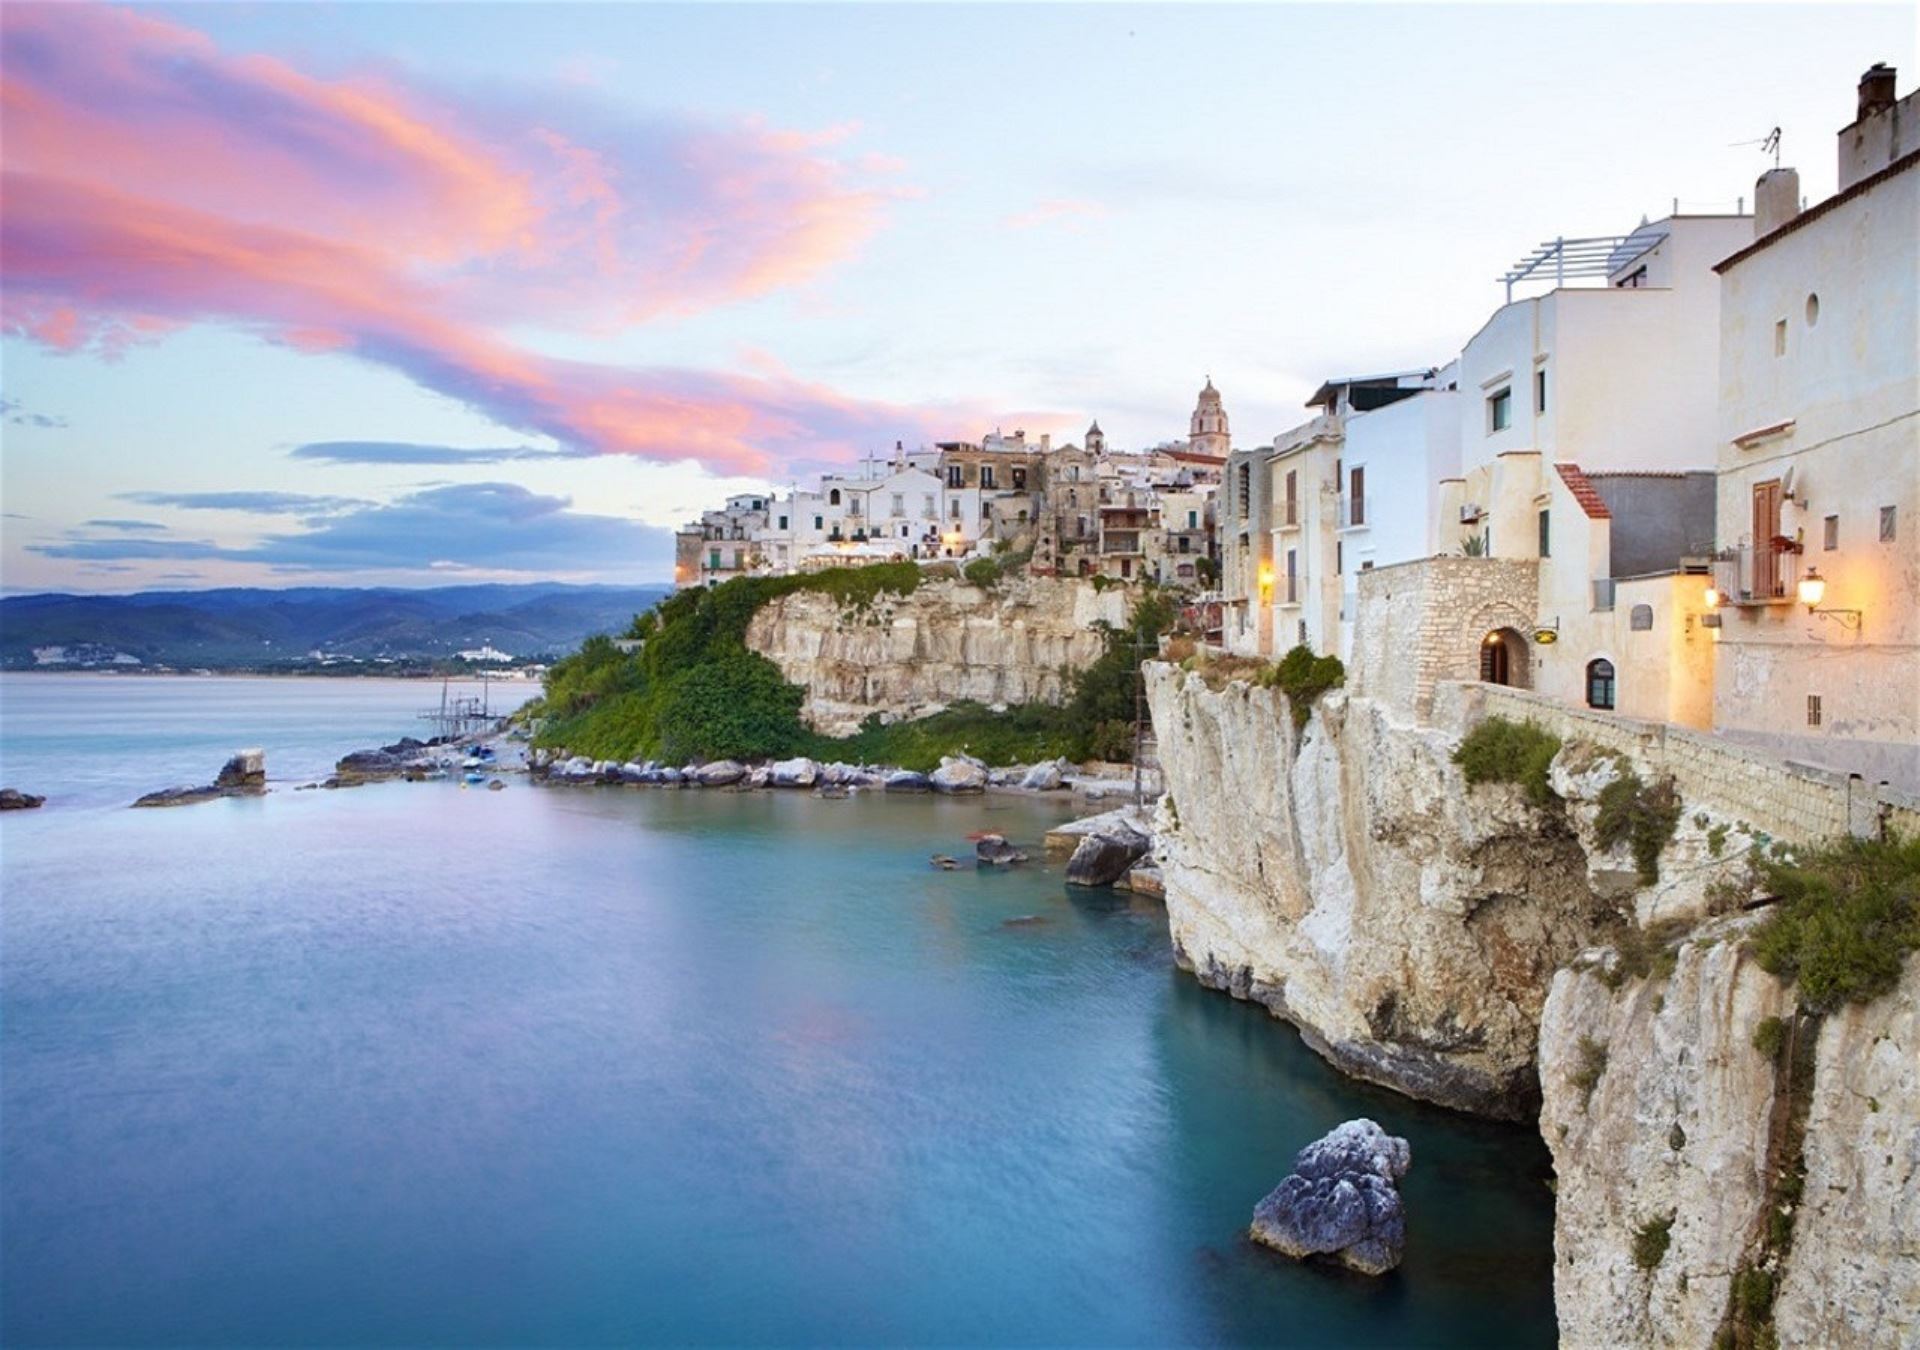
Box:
(1752, 480), (1782, 597)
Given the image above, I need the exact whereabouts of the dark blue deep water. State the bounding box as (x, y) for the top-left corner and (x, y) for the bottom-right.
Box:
(1, 675), (1556, 1346)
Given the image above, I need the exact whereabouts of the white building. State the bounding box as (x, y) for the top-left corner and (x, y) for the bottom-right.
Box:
(1706, 64), (1919, 789)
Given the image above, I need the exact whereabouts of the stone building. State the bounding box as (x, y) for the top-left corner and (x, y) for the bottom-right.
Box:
(1705, 64), (1919, 790)
(1189, 378), (1230, 458)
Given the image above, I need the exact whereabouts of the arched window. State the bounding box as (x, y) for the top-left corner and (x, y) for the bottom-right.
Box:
(1586, 658), (1616, 710)
(1629, 604), (1654, 631)
(829, 488), (841, 506)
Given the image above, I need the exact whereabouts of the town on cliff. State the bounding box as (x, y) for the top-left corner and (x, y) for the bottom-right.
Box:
(602, 64), (1918, 1348)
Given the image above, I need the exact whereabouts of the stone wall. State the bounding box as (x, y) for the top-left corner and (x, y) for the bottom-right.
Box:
(1348, 556), (1539, 718)
(746, 574), (1127, 735)
(1446, 682), (1920, 844)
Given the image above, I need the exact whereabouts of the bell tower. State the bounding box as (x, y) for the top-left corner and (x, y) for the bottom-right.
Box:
(1189, 377), (1229, 457)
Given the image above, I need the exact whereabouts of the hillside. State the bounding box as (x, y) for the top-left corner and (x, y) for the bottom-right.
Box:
(0, 583), (668, 670)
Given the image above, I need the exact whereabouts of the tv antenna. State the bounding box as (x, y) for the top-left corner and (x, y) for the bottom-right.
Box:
(1731, 127), (1783, 170)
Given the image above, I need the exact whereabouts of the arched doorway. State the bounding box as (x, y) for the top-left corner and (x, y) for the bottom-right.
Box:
(1479, 628), (1531, 688)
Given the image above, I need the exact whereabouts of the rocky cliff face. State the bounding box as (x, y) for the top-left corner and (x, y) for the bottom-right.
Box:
(1146, 666), (1622, 1119)
(746, 575), (1126, 734)
(1540, 939), (1919, 1349)
(1145, 664), (1769, 1119)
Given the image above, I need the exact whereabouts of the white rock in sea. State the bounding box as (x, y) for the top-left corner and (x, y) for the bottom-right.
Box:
(768, 757), (818, 788)
(929, 757), (987, 794)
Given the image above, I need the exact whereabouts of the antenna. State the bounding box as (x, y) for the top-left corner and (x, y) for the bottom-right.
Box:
(1730, 127), (1783, 170)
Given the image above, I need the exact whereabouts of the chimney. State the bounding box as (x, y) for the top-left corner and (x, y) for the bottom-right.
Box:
(1753, 167), (1801, 238)
(1040, 432), (1051, 452)
(1859, 62), (1897, 120)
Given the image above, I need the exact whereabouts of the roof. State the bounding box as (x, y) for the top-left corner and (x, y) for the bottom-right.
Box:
(1715, 148), (1919, 273)
(1305, 369), (1438, 408)
(1555, 464), (1613, 520)
(1167, 449), (1227, 465)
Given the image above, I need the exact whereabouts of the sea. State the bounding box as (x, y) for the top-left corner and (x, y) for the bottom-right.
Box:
(0, 673), (1557, 1347)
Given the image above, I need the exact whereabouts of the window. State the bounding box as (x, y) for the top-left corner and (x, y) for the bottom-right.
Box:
(1630, 604), (1654, 631)
(708, 549), (721, 570)
(950, 500), (960, 520)
(1808, 694), (1823, 727)
(1349, 466), (1365, 525)
(890, 493), (904, 516)
(1488, 387), (1512, 433)
(1586, 659), (1616, 710)
(778, 515), (788, 530)
(1774, 320), (1787, 357)
(1285, 548), (1298, 604)
(1187, 510), (1198, 528)
(829, 488), (841, 506)
(1285, 469), (1298, 525)
(848, 497), (861, 517)
(813, 515), (823, 530)
(923, 494), (935, 518)
(1336, 542), (1343, 574)
(947, 465), (963, 488)
(1178, 536), (1191, 553)
(1538, 509), (1550, 558)
(981, 466), (996, 490)
(1535, 368), (1548, 414)
(1237, 463), (1251, 519)
(1011, 467), (1027, 491)
(1805, 293), (1820, 327)
(1824, 515), (1839, 550)
(1882, 505), (1898, 541)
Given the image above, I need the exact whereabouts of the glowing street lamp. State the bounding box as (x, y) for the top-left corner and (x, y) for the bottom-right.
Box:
(1797, 567), (1863, 629)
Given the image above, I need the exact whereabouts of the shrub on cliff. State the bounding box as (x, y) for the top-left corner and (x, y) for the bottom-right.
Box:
(963, 557), (1002, 589)
(1594, 765), (1683, 884)
(1259, 645), (1345, 732)
(1453, 716), (1562, 808)
(1749, 834), (1920, 1011)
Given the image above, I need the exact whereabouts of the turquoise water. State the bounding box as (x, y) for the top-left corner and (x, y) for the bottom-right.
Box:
(1, 674), (1557, 1347)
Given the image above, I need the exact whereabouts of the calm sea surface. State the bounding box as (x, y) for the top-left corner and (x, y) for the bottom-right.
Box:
(1, 674), (1556, 1347)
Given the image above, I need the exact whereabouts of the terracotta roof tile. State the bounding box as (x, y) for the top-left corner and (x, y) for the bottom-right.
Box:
(1556, 463), (1612, 520)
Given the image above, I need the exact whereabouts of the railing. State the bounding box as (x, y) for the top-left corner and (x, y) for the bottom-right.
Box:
(1713, 541), (1802, 605)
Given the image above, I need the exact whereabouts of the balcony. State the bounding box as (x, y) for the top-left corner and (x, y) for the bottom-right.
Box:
(1712, 540), (1803, 606)
(1101, 533), (1143, 556)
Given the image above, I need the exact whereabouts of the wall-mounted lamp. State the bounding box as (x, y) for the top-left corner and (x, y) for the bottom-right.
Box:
(1797, 567), (1862, 629)
(1257, 562), (1275, 596)
(1702, 585), (1722, 610)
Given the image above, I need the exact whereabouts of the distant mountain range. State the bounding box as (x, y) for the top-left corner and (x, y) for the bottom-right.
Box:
(0, 583), (669, 670)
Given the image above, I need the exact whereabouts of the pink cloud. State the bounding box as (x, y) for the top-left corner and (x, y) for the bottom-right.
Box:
(0, 2), (947, 473)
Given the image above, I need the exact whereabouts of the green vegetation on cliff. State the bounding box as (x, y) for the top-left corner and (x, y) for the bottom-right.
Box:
(529, 566), (1174, 768)
(1750, 833), (1920, 1011)
(1453, 716), (1562, 808)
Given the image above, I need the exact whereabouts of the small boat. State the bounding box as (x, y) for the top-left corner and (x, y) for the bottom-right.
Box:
(462, 756), (483, 770)
(463, 771), (487, 785)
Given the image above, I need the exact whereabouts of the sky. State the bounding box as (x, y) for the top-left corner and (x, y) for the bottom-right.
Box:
(1, 2), (1912, 592)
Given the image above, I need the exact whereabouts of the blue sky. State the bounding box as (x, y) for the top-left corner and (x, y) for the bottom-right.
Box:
(2, 2), (1911, 591)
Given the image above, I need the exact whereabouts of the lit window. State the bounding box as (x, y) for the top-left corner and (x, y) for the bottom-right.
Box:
(1824, 515), (1838, 550)
(1585, 659), (1616, 710)
(1488, 387), (1512, 433)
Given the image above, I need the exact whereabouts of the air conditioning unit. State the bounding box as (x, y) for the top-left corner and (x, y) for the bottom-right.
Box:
(1459, 503), (1484, 522)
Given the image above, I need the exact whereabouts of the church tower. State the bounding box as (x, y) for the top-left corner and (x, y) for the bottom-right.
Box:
(1085, 420), (1106, 456)
(1189, 378), (1229, 457)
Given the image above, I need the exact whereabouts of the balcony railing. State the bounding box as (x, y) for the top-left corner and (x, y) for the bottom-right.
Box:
(1712, 540), (1802, 605)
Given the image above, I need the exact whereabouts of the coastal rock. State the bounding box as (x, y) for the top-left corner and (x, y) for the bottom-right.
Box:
(974, 834), (1028, 865)
(744, 574), (1130, 735)
(133, 751), (271, 807)
(930, 757), (988, 794)
(1250, 1119), (1411, 1276)
(884, 770), (931, 793)
(1065, 828), (1149, 887)
(748, 766), (770, 789)
(768, 757), (819, 788)
(1119, 863), (1164, 899)
(695, 760), (746, 787)
(659, 767), (684, 785)
(215, 749), (266, 790)
(1144, 665), (1616, 1119)
(335, 748), (414, 785)
(1020, 760), (1066, 791)
(0, 788), (46, 811)
(1540, 928), (1920, 1348)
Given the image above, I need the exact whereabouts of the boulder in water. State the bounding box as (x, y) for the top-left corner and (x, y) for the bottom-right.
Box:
(974, 834), (1028, 865)
(884, 770), (931, 793)
(929, 757), (988, 794)
(694, 760), (747, 787)
(1020, 760), (1066, 791)
(768, 757), (818, 789)
(1249, 1119), (1411, 1276)
(0, 788), (45, 811)
(1064, 827), (1149, 886)
(215, 749), (266, 791)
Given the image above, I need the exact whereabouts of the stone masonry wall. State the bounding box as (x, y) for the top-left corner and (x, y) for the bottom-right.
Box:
(1349, 556), (1540, 719)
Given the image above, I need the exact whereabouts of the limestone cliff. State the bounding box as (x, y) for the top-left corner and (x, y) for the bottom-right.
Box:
(1146, 666), (1617, 1118)
(1540, 939), (1919, 1348)
(746, 575), (1126, 735)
